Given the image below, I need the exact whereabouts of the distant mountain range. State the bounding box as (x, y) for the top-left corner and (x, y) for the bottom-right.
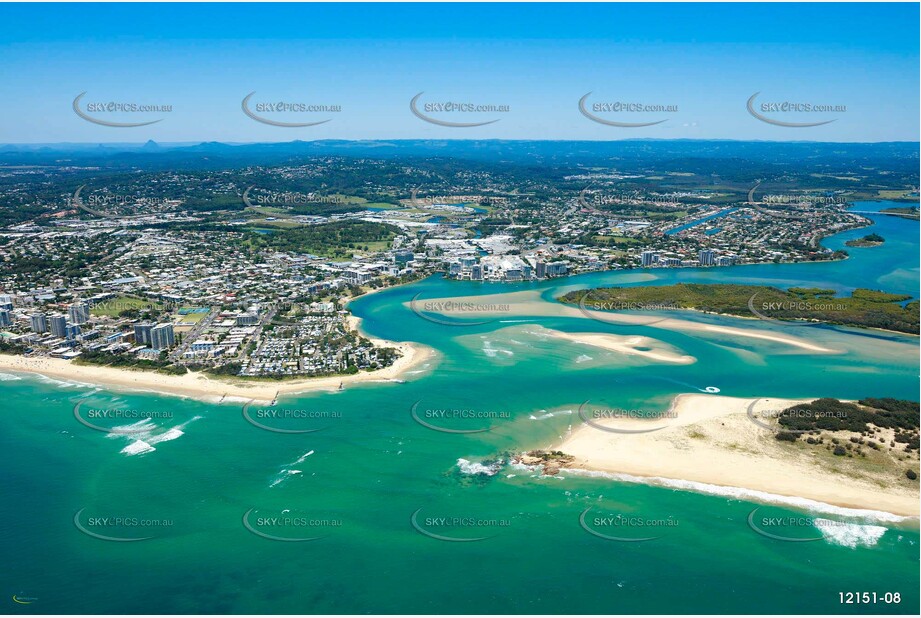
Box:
(1, 139), (917, 171)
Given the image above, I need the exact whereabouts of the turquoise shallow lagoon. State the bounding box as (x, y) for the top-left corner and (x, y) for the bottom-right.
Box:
(1, 202), (918, 614)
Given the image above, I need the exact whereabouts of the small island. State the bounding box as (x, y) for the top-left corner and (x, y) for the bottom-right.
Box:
(845, 233), (885, 247)
(880, 206), (920, 220)
(558, 283), (920, 334)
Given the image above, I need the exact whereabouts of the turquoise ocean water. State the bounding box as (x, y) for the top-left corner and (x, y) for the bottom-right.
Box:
(1, 202), (918, 614)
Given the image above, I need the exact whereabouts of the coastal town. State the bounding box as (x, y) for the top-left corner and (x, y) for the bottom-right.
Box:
(0, 151), (916, 377)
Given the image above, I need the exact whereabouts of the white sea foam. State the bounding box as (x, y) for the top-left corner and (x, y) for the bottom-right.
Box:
(0, 372), (22, 381)
(815, 520), (888, 548)
(120, 440), (155, 456)
(528, 409), (572, 421)
(575, 354), (593, 363)
(291, 450), (315, 465)
(269, 469), (303, 488)
(562, 468), (912, 525)
(456, 458), (503, 476)
(107, 415), (201, 455)
(106, 418), (157, 438)
(270, 452), (314, 487)
(217, 395), (251, 404)
(33, 374), (98, 390)
(146, 427), (184, 445)
(508, 461), (538, 473)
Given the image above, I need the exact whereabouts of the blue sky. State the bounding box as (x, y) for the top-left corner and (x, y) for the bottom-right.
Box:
(1, 2), (918, 143)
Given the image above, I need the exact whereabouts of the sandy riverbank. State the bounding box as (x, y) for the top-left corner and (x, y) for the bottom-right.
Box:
(0, 336), (436, 404)
(559, 394), (920, 517)
(403, 290), (841, 353)
(531, 325), (696, 364)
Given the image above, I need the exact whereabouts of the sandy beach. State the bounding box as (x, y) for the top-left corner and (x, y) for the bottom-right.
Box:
(559, 394), (920, 517)
(0, 322), (436, 404)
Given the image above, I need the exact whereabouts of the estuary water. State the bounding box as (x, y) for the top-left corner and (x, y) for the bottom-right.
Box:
(1, 201), (918, 614)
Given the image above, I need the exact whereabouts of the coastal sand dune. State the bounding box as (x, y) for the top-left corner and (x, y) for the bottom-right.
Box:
(560, 394), (920, 516)
(405, 290), (840, 353)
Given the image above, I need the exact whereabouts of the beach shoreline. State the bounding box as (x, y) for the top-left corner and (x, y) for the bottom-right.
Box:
(558, 393), (920, 517)
(0, 330), (436, 404)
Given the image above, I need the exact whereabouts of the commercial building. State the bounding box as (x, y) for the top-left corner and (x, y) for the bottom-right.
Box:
(342, 269), (372, 285)
(235, 314), (259, 326)
(393, 250), (415, 266)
